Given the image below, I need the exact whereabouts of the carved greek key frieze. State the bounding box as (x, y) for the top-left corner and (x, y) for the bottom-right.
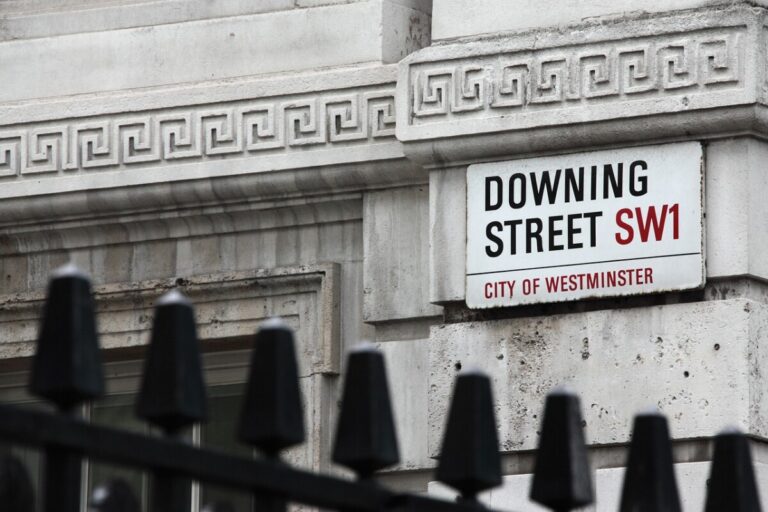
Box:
(408, 30), (744, 125)
(0, 89), (396, 178)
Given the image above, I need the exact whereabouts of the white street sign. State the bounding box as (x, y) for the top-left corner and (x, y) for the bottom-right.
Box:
(466, 142), (704, 308)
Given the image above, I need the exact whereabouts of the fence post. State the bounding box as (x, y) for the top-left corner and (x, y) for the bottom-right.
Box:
(435, 369), (501, 506)
(239, 318), (305, 512)
(619, 409), (681, 512)
(332, 342), (400, 482)
(704, 428), (762, 512)
(0, 453), (35, 512)
(530, 387), (593, 512)
(136, 290), (207, 512)
(30, 264), (105, 512)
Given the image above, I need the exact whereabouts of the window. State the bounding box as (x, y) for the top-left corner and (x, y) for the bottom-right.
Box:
(0, 346), (255, 512)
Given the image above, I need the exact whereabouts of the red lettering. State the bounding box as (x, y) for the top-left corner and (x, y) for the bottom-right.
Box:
(635, 205), (668, 242)
(615, 208), (634, 245)
(545, 276), (559, 292)
(669, 203), (679, 240)
(645, 267), (653, 284)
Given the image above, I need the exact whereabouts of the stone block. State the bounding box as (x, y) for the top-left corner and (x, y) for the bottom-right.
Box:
(363, 185), (442, 322)
(427, 300), (765, 456)
(0, 0), (429, 102)
(595, 462), (768, 511)
(0, 0), (294, 40)
(379, 339), (432, 470)
(429, 167), (466, 304)
(432, 0), (768, 41)
(428, 476), (555, 512)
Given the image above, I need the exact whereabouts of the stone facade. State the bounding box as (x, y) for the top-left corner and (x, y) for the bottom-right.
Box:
(3, 0), (768, 509)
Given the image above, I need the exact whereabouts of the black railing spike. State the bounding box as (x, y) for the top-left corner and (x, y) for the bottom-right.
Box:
(0, 453), (35, 512)
(30, 263), (104, 412)
(704, 427), (762, 512)
(136, 289), (207, 434)
(89, 479), (140, 512)
(435, 368), (502, 504)
(239, 317), (305, 457)
(530, 386), (593, 512)
(332, 341), (399, 479)
(619, 407), (681, 512)
(136, 289), (207, 512)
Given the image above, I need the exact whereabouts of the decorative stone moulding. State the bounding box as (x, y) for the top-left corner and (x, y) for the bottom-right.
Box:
(396, 5), (768, 165)
(0, 64), (427, 223)
(0, 70), (395, 193)
(0, 264), (341, 375)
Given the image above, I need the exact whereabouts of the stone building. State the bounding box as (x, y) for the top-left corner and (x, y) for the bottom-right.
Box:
(0, 0), (765, 510)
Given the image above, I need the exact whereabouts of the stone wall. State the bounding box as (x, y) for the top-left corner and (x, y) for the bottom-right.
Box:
(3, 0), (768, 509)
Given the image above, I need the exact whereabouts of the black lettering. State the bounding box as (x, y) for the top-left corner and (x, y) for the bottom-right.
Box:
(583, 211), (603, 247)
(509, 173), (526, 209)
(603, 163), (623, 199)
(485, 176), (503, 211)
(549, 215), (564, 251)
(630, 160), (648, 196)
(590, 165), (598, 200)
(567, 213), (583, 249)
(503, 219), (522, 255)
(564, 167), (584, 203)
(526, 218), (543, 253)
(485, 222), (503, 257)
(530, 170), (561, 206)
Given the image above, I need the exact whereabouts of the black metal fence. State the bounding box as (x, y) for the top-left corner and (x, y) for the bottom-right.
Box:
(0, 266), (761, 512)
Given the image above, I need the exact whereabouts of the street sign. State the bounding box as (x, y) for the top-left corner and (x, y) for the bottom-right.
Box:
(466, 142), (704, 308)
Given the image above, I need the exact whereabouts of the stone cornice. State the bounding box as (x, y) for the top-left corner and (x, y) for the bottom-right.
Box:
(0, 64), (428, 225)
(396, 5), (768, 166)
(0, 65), (413, 201)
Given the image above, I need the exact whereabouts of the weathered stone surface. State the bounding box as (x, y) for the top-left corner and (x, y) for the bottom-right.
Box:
(428, 300), (765, 455)
(706, 139), (768, 282)
(0, 0), (430, 102)
(379, 339), (433, 470)
(364, 185), (441, 322)
(432, 0), (768, 40)
(594, 461), (768, 512)
(429, 460), (768, 511)
(429, 167), (466, 304)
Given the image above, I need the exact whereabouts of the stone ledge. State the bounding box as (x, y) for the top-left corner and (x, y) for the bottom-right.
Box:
(0, 64), (428, 224)
(0, 264), (342, 374)
(396, 5), (768, 165)
(0, 65), (398, 198)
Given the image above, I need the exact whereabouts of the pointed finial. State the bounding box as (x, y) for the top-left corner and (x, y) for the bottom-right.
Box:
(619, 411), (681, 512)
(704, 430), (762, 512)
(530, 387), (593, 511)
(239, 318), (305, 456)
(332, 343), (399, 478)
(30, 264), (104, 412)
(435, 370), (502, 503)
(156, 289), (191, 307)
(136, 290), (206, 435)
(89, 480), (140, 512)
